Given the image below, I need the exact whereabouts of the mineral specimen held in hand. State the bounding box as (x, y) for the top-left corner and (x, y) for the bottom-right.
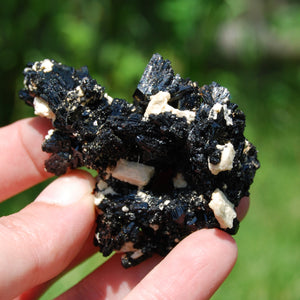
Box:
(20, 54), (260, 268)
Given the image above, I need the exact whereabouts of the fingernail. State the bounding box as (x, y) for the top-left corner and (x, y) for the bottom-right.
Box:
(35, 171), (95, 206)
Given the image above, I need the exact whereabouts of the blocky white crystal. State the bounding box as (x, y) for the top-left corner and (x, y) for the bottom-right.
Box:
(209, 188), (236, 229)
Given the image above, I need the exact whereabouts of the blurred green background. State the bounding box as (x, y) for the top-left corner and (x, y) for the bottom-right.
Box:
(1, 0), (299, 299)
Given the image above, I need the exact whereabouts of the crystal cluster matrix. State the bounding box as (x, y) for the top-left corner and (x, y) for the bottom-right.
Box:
(19, 54), (260, 267)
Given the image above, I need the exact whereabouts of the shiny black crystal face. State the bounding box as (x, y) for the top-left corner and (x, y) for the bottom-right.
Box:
(20, 54), (260, 268)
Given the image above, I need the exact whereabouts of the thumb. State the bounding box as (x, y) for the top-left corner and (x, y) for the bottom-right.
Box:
(0, 170), (96, 300)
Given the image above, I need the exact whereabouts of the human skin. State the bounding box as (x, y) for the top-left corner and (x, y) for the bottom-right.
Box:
(0, 117), (249, 300)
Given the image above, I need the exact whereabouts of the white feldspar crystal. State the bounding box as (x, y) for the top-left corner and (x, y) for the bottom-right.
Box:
(32, 59), (54, 73)
(111, 159), (155, 187)
(172, 172), (188, 188)
(136, 190), (152, 203)
(144, 91), (196, 123)
(209, 188), (236, 229)
(208, 142), (235, 175)
(104, 93), (114, 105)
(75, 85), (84, 97)
(94, 180), (118, 205)
(97, 179), (108, 191)
(208, 102), (233, 126)
(94, 194), (105, 206)
(122, 206), (129, 212)
(45, 129), (55, 140)
(130, 249), (144, 259)
(33, 97), (55, 120)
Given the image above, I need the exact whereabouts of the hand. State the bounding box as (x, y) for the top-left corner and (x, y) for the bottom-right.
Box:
(0, 117), (249, 300)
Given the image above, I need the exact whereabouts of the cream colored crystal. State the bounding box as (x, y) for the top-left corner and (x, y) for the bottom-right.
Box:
(209, 188), (236, 229)
(33, 97), (55, 120)
(172, 173), (188, 188)
(32, 59), (54, 73)
(208, 142), (235, 175)
(208, 102), (233, 126)
(111, 159), (155, 187)
(144, 91), (196, 123)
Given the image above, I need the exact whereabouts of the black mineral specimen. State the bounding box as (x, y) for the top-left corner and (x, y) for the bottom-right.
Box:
(20, 54), (260, 268)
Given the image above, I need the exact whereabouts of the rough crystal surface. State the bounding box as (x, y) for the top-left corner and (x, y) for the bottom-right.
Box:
(20, 54), (260, 268)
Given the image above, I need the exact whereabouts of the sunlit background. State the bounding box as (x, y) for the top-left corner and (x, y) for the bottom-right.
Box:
(0, 0), (299, 299)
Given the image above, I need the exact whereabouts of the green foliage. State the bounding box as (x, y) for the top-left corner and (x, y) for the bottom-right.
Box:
(0, 0), (299, 299)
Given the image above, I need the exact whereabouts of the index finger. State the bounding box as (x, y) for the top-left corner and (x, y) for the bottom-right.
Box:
(0, 117), (52, 201)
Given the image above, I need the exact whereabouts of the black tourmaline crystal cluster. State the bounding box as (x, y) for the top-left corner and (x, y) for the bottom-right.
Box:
(19, 54), (260, 267)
